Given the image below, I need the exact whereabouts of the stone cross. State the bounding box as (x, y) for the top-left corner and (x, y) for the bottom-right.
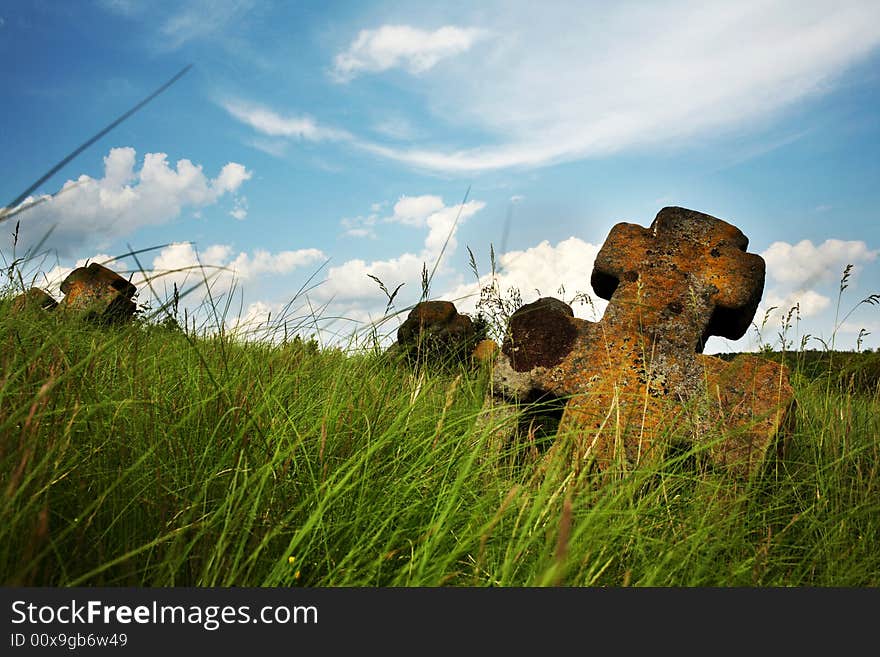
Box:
(485, 207), (794, 477)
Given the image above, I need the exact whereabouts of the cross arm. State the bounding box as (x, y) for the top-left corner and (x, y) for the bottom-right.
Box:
(590, 223), (653, 300)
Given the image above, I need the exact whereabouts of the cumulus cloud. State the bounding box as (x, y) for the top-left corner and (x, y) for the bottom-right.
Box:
(341, 191), (480, 245)
(762, 238), (878, 288)
(744, 237), (880, 349)
(763, 288), (832, 319)
(147, 241), (325, 291)
(228, 248), (326, 277)
(231, 299), (275, 331)
(213, 162), (251, 194)
(443, 236), (606, 320)
(757, 237), (877, 322)
(313, 195), (485, 315)
(332, 24), (489, 82)
(5, 147), (251, 257)
(387, 195), (446, 227)
(313, 253), (426, 306)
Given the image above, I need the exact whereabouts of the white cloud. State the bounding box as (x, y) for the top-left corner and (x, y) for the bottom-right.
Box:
(838, 320), (880, 336)
(749, 237), (879, 348)
(305, 1), (880, 172)
(151, 242), (232, 274)
(762, 238), (877, 288)
(214, 163), (252, 194)
(313, 196), (485, 313)
(387, 195), (446, 227)
(338, 194), (478, 241)
(332, 24), (489, 82)
(159, 0), (255, 50)
(228, 248), (326, 278)
(146, 241), (324, 290)
(341, 213), (378, 239)
(233, 300), (275, 329)
(422, 200), (483, 261)
(6, 147), (251, 257)
(443, 236), (606, 320)
(763, 289), (831, 319)
(314, 253), (425, 305)
(230, 196), (248, 220)
(222, 101), (350, 141)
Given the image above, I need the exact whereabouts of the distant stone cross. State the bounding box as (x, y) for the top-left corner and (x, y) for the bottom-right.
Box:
(60, 262), (137, 322)
(486, 207), (793, 476)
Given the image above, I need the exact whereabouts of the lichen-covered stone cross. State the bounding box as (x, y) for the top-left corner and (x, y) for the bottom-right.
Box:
(60, 262), (137, 322)
(485, 207), (794, 476)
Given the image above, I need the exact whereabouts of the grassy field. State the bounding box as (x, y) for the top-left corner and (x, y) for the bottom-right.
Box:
(1, 298), (878, 588)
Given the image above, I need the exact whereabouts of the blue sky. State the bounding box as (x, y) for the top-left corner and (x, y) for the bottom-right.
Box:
(2, 0), (879, 351)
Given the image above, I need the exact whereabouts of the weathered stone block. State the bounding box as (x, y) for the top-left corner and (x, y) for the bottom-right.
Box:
(10, 287), (58, 312)
(394, 300), (478, 364)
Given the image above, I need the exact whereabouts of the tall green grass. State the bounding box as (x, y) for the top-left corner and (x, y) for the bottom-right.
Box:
(5, 65), (872, 586)
(0, 299), (877, 586)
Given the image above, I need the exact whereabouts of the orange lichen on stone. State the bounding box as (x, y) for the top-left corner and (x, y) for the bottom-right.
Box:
(59, 262), (137, 322)
(472, 339), (499, 365)
(699, 353), (794, 477)
(484, 206), (795, 478)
